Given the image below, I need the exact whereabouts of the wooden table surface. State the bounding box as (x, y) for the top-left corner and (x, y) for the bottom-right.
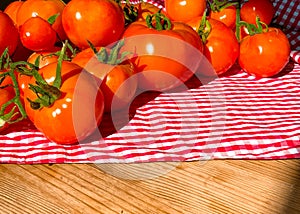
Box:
(1, 160), (300, 214)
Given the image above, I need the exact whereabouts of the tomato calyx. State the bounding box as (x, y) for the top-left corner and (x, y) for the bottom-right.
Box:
(0, 49), (27, 127)
(208, 0), (238, 12)
(88, 39), (130, 65)
(239, 16), (269, 36)
(25, 41), (69, 110)
(196, 11), (211, 43)
(146, 10), (171, 30)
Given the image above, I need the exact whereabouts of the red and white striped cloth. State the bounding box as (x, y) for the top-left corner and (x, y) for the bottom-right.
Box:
(0, 0), (299, 164)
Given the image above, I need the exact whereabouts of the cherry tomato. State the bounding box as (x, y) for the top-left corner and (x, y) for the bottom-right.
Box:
(72, 47), (138, 112)
(16, 0), (67, 40)
(0, 11), (19, 55)
(23, 61), (105, 144)
(210, 5), (236, 29)
(19, 16), (57, 52)
(240, 0), (275, 26)
(122, 15), (204, 91)
(239, 27), (290, 78)
(164, 0), (206, 22)
(187, 17), (239, 76)
(62, 0), (125, 49)
(4, 0), (24, 25)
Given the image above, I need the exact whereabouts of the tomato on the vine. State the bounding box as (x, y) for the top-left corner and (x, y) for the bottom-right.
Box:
(164, 0), (206, 22)
(122, 12), (204, 91)
(0, 50), (25, 132)
(18, 49), (60, 99)
(239, 27), (290, 78)
(209, 1), (237, 29)
(19, 16), (57, 52)
(62, 0), (125, 49)
(72, 43), (138, 112)
(23, 60), (105, 144)
(0, 85), (17, 132)
(187, 17), (239, 76)
(0, 11), (19, 56)
(240, 0), (275, 26)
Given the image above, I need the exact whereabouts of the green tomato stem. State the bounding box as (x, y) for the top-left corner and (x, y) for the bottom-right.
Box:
(8, 67), (27, 119)
(235, 1), (241, 42)
(196, 10), (211, 44)
(209, 0), (238, 12)
(53, 40), (68, 89)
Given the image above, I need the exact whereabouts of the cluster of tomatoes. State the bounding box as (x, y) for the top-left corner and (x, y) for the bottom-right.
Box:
(0, 0), (291, 144)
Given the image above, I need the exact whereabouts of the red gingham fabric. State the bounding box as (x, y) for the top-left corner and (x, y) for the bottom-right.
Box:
(0, 0), (299, 164)
(271, 0), (300, 50)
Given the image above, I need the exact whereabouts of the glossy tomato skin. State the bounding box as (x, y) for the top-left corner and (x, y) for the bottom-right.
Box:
(18, 49), (60, 99)
(16, 0), (67, 40)
(4, 0), (24, 25)
(19, 16), (57, 52)
(72, 47), (138, 112)
(24, 61), (105, 144)
(239, 28), (291, 78)
(27, 49), (60, 68)
(210, 5), (236, 29)
(204, 19), (239, 76)
(122, 20), (203, 91)
(0, 11), (19, 55)
(62, 0), (125, 49)
(240, 0), (275, 25)
(165, 0), (206, 22)
(187, 17), (239, 76)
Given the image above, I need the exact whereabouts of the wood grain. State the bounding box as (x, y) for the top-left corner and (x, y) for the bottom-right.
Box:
(0, 160), (299, 214)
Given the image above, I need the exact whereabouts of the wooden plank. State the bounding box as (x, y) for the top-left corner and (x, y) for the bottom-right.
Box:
(0, 160), (299, 214)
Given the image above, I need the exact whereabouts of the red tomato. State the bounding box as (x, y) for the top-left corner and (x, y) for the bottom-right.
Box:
(0, 88), (16, 132)
(240, 0), (275, 26)
(165, 0), (206, 22)
(122, 18), (204, 91)
(210, 5), (236, 29)
(0, 70), (19, 132)
(27, 49), (60, 68)
(19, 16), (57, 52)
(23, 61), (105, 144)
(187, 17), (239, 76)
(16, 0), (67, 40)
(239, 27), (290, 78)
(0, 11), (19, 55)
(18, 49), (59, 99)
(72, 47), (138, 112)
(4, 0), (24, 25)
(62, 0), (125, 49)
